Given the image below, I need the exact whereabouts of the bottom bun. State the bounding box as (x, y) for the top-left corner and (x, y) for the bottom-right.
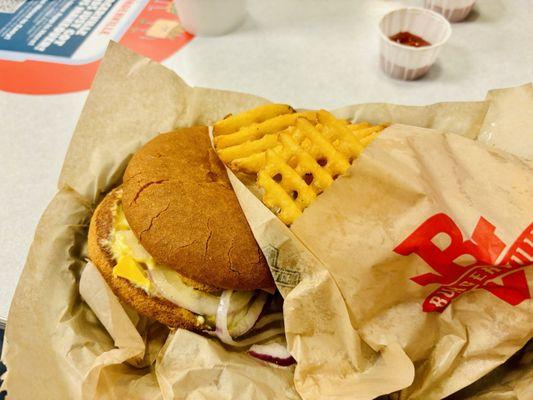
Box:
(87, 187), (211, 331)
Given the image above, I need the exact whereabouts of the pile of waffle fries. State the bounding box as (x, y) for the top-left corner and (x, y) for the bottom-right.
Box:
(214, 104), (387, 225)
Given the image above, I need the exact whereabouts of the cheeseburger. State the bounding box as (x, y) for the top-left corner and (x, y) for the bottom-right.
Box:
(88, 127), (286, 349)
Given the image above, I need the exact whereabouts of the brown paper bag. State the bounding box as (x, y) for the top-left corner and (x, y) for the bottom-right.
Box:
(2, 42), (532, 399)
(477, 83), (533, 160)
(447, 340), (533, 400)
(229, 124), (533, 399)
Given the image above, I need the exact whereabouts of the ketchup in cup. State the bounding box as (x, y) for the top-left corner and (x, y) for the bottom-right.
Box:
(389, 32), (431, 48)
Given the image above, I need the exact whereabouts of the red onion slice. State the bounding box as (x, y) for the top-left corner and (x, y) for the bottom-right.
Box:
(249, 343), (296, 366)
(216, 290), (284, 347)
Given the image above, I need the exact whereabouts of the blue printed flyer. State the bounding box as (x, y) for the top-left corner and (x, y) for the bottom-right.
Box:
(0, 0), (193, 94)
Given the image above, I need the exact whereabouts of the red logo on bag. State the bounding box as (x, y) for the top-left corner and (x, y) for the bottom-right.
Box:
(394, 214), (532, 312)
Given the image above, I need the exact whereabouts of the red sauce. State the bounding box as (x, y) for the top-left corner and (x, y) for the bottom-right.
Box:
(389, 32), (431, 48)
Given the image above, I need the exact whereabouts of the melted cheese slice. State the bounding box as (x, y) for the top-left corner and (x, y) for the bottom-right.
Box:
(110, 204), (156, 293)
(113, 255), (152, 292)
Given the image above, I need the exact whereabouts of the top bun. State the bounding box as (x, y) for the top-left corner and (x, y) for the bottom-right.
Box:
(122, 127), (275, 292)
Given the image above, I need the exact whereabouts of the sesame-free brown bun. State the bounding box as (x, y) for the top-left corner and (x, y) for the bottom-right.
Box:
(88, 187), (210, 331)
(122, 127), (275, 293)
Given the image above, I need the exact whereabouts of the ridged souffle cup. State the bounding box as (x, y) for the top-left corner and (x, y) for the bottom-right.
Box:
(379, 8), (452, 81)
(424, 0), (476, 22)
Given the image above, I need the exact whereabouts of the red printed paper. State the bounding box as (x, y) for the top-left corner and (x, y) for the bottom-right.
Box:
(395, 213), (532, 312)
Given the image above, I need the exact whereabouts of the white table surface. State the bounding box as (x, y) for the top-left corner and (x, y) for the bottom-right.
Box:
(1, 0), (532, 324)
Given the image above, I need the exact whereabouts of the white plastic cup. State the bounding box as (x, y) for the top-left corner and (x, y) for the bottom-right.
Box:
(379, 8), (451, 80)
(174, 0), (247, 36)
(424, 0), (476, 22)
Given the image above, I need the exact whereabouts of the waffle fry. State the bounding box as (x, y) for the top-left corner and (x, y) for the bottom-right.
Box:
(215, 111), (318, 173)
(349, 124), (388, 139)
(213, 104), (294, 137)
(298, 118), (352, 176)
(231, 152), (271, 175)
(213, 104), (388, 224)
(317, 110), (364, 161)
(258, 166), (303, 225)
(360, 130), (383, 146)
(349, 121), (371, 130)
(217, 133), (279, 164)
(214, 111), (317, 150)
(277, 131), (333, 194)
(257, 118), (350, 224)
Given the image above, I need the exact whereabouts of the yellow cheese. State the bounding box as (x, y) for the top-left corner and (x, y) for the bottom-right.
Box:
(110, 203), (157, 293)
(113, 255), (152, 293)
(114, 205), (130, 231)
(112, 230), (154, 266)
